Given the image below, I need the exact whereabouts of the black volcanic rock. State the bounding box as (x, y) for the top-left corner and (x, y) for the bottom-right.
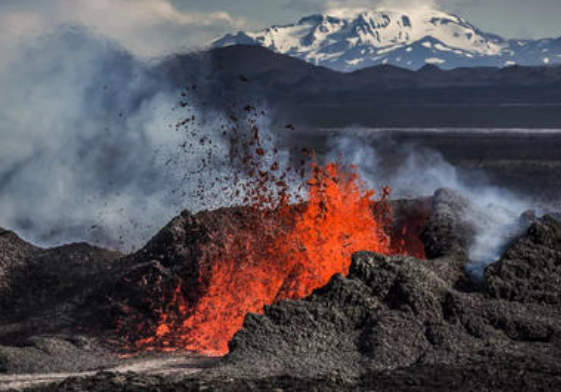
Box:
(4, 198), (561, 390)
(0, 335), (113, 374)
(0, 242), (122, 341)
(220, 252), (471, 379)
(0, 238), (122, 374)
(29, 361), (561, 392)
(485, 215), (561, 304)
(217, 241), (561, 381)
(107, 207), (293, 349)
(421, 188), (478, 259)
(0, 228), (39, 292)
(105, 198), (434, 351)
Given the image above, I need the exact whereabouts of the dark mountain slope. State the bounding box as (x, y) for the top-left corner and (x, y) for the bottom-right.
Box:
(161, 45), (561, 128)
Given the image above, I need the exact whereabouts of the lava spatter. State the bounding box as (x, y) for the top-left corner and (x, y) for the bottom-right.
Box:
(121, 102), (425, 355)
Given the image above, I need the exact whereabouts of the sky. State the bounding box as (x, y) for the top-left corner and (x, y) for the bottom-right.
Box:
(176, 0), (561, 39)
(1, 0), (561, 59)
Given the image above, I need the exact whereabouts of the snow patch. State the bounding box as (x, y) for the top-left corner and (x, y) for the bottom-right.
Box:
(425, 57), (445, 64)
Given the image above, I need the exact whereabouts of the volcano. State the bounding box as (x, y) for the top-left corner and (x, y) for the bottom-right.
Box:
(111, 162), (427, 356)
(2, 102), (561, 390)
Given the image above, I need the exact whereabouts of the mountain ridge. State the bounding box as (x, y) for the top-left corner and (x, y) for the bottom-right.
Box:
(212, 8), (561, 71)
(161, 45), (561, 128)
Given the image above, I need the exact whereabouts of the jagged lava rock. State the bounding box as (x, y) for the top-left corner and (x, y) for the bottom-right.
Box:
(421, 188), (480, 259)
(485, 215), (561, 304)
(108, 207), (294, 348)
(0, 228), (40, 292)
(221, 251), (474, 378)
(0, 242), (122, 338)
(0, 335), (113, 374)
(13, 205), (561, 390)
(221, 237), (561, 380)
(0, 236), (122, 374)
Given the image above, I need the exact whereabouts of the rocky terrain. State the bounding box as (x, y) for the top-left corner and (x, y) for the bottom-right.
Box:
(1, 189), (561, 390)
(0, 232), (123, 375)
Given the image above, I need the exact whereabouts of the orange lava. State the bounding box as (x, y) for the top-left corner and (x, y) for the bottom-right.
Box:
(272, 162), (391, 301)
(135, 162), (396, 355)
(123, 105), (426, 356)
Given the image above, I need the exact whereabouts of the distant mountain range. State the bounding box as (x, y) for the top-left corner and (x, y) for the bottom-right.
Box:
(164, 45), (561, 128)
(212, 8), (561, 71)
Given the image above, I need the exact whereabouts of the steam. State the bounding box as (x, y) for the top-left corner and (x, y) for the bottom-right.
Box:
(0, 23), (303, 251)
(0, 26), (241, 250)
(0, 0), (255, 251)
(0, 21), (536, 270)
(325, 130), (531, 278)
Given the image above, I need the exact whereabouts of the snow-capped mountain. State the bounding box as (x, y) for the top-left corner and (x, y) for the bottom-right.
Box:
(212, 8), (561, 71)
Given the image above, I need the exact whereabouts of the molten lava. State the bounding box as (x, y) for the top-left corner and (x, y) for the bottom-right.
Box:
(120, 104), (426, 356)
(272, 162), (391, 300)
(132, 162), (401, 355)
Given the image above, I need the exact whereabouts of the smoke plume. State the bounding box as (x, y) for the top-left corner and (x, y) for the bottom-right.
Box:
(0, 26), (235, 250)
(0, 23), (302, 251)
(325, 130), (531, 278)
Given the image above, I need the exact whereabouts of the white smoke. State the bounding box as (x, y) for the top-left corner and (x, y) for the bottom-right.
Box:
(0, 21), (305, 251)
(0, 1), (256, 251)
(0, 24), (256, 251)
(326, 130), (532, 277)
(0, 1), (541, 267)
(0, 27), (165, 249)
